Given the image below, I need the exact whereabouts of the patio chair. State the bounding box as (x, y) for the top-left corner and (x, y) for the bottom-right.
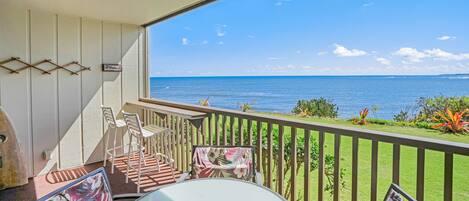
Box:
(177, 146), (263, 185)
(122, 112), (176, 193)
(101, 105), (128, 174)
(383, 183), (416, 201)
(37, 167), (142, 201)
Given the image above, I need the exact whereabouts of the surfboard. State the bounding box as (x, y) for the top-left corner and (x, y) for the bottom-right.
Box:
(0, 106), (28, 190)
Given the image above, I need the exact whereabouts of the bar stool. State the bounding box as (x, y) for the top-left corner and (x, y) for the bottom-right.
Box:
(122, 112), (176, 193)
(101, 106), (128, 174)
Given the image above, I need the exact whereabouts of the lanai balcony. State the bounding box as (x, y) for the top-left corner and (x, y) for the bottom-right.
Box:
(0, 1), (468, 201)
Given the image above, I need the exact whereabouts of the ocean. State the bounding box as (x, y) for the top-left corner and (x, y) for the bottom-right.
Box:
(150, 75), (469, 120)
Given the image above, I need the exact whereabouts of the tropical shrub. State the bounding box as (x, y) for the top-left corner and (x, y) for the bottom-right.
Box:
(198, 97), (210, 106)
(355, 118), (435, 129)
(416, 96), (469, 122)
(432, 109), (468, 133)
(223, 123), (345, 198)
(292, 97), (338, 118)
(239, 102), (253, 112)
(352, 108), (369, 125)
(393, 109), (412, 122)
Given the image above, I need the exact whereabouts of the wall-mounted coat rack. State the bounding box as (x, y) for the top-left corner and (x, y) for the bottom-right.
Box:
(0, 57), (91, 75)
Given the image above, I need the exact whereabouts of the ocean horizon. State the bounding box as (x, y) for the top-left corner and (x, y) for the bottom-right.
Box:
(150, 75), (469, 120)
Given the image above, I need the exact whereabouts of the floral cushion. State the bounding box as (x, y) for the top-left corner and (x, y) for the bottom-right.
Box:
(42, 172), (112, 201)
(192, 146), (254, 181)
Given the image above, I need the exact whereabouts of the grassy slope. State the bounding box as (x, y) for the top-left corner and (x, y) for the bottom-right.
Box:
(259, 112), (469, 201)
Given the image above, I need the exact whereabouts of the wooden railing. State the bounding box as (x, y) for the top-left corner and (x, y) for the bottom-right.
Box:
(129, 98), (469, 201)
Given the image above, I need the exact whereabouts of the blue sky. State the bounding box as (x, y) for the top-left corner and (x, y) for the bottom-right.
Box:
(148, 0), (469, 77)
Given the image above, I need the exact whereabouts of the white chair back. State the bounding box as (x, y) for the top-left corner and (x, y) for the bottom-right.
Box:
(123, 112), (143, 138)
(101, 106), (117, 128)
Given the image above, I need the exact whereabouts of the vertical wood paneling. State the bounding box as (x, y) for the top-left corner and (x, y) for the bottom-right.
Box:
(102, 22), (123, 155)
(81, 18), (103, 164)
(122, 24), (139, 103)
(58, 15), (82, 168)
(121, 24), (139, 153)
(30, 10), (59, 175)
(0, 6), (33, 176)
(0, 6), (144, 176)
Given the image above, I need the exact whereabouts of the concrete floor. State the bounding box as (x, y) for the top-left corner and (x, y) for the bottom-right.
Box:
(0, 154), (181, 201)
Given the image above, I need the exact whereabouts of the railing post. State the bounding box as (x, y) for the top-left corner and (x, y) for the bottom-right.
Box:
(351, 136), (358, 201)
(278, 125), (285, 195)
(417, 148), (425, 201)
(247, 120), (253, 146)
(267, 123), (273, 188)
(222, 115), (227, 145)
(208, 114), (213, 145)
(230, 116), (235, 145)
(392, 144), (400, 185)
(318, 131), (325, 201)
(444, 152), (453, 201)
(304, 129), (311, 201)
(333, 134), (341, 201)
(291, 127), (297, 201)
(371, 140), (378, 201)
(256, 121), (262, 174)
(239, 118), (244, 145)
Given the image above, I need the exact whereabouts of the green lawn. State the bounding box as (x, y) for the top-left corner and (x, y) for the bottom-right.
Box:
(257, 112), (469, 201)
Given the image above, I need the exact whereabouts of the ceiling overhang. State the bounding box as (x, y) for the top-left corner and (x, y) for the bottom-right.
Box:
(2, 0), (215, 26)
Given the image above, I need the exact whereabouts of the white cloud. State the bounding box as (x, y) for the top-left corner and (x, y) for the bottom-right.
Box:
(275, 0), (292, 6)
(202, 40), (209, 45)
(296, 50), (302, 54)
(217, 41), (224, 45)
(394, 47), (469, 62)
(437, 35), (456, 41)
(247, 35), (256, 39)
(393, 47), (428, 62)
(267, 57), (282, 60)
(362, 2), (374, 7)
(376, 57), (391, 65)
(317, 51), (328, 56)
(181, 37), (188, 45)
(333, 44), (367, 57)
(424, 48), (469, 61)
(216, 24), (227, 37)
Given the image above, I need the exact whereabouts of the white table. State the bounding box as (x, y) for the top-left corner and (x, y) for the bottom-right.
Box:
(137, 178), (287, 201)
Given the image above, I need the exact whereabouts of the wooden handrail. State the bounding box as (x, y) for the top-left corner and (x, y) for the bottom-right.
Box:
(139, 97), (469, 156)
(134, 98), (468, 201)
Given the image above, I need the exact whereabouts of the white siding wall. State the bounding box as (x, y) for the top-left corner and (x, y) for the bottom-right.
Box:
(0, 5), (145, 177)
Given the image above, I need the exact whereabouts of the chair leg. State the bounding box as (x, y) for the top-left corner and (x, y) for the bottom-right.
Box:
(111, 127), (117, 174)
(103, 126), (111, 168)
(125, 134), (133, 183)
(170, 161), (176, 181)
(137, 138), (143, 193)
